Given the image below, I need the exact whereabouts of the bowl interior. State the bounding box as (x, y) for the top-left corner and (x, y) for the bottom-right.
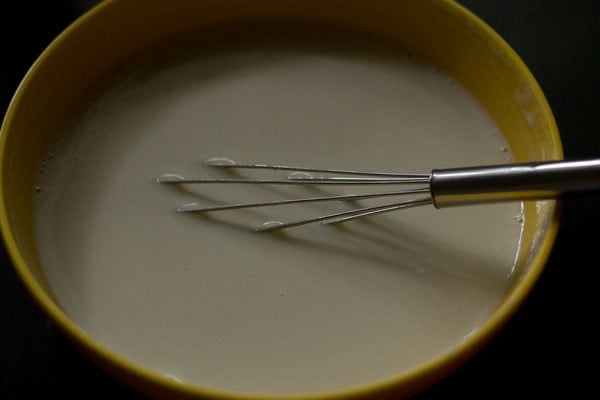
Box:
(0, 0), (561, 398)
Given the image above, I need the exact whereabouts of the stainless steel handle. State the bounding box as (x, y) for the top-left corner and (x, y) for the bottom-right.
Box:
(430, 159), (600, 208)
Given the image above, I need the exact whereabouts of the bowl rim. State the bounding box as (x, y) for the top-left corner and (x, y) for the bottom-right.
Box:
(0, 0), (562, 399)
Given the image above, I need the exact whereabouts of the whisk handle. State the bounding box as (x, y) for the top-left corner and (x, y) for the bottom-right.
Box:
(430, 158), (600, 208)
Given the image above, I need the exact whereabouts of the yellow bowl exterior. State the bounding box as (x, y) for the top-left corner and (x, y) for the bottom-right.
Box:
(0, 1), (562, 399)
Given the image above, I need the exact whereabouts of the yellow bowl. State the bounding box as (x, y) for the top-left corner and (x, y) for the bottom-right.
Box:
(0, 0), (562, 399)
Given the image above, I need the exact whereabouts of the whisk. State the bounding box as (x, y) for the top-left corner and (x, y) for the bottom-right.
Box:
(157, 158), (600, 232)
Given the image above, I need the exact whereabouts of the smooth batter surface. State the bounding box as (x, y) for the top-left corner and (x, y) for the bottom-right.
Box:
(34, 23), (523, 396)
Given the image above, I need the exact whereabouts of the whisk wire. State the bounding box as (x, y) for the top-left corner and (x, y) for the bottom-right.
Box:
(203, 158), (429, 179)
(256, 197), (433, 232)
(177, 188), (431, 213)
(159, 160), (432, 230)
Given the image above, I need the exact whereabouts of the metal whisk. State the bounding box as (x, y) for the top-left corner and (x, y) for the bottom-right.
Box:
(157, 158), (600, 232)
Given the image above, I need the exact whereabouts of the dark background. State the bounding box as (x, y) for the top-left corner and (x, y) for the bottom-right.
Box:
(1, 1), (598, 398)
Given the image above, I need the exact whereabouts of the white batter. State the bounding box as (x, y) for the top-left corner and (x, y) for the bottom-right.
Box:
(34, 23), (523, 396)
